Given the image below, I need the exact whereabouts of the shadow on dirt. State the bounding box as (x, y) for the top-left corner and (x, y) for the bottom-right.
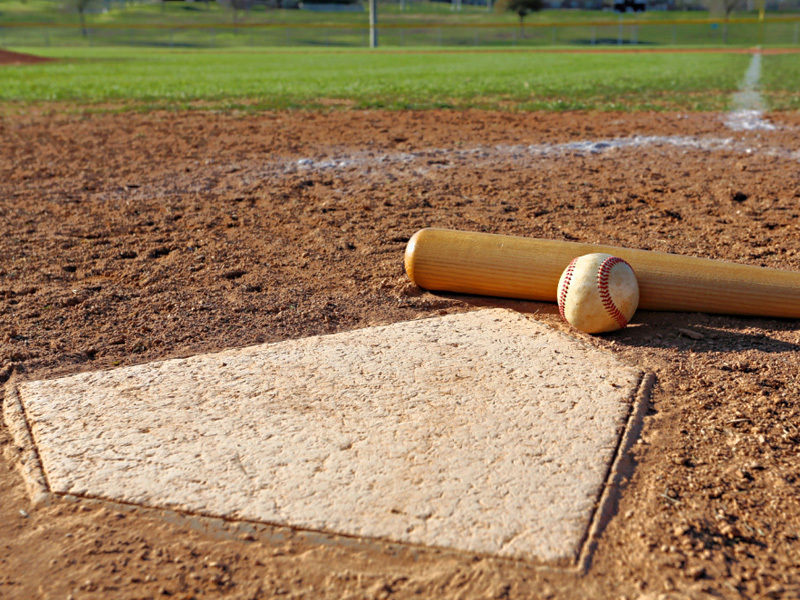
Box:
(607, 311), (800, 354)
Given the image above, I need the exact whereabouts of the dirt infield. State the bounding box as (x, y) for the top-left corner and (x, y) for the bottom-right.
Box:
(2, 108), (800, 599)
(0, 49), (54, 65)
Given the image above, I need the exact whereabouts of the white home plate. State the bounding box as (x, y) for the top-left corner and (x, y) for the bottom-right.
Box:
(8, 309), (649, 564)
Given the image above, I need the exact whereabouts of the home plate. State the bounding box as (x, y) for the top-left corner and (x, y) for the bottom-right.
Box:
(6, 309), (651, 566)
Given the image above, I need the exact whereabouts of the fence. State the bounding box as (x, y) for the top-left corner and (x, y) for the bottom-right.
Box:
(2, 17), (799, 48)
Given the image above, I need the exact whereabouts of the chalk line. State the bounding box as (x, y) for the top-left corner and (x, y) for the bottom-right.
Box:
(726, 51), (776, 132)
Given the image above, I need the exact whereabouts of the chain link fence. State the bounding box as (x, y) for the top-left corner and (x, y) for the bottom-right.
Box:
(2, 17), (799, 47)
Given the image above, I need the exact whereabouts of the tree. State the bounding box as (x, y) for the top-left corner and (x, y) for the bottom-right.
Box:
(66, 0), (94, 37)
(498, 0), (543, 35)
(711, 0), (744, 42)
(221, 0), (252, 24)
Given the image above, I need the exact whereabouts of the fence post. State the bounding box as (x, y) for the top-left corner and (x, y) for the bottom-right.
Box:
(369, 0), (378, 48)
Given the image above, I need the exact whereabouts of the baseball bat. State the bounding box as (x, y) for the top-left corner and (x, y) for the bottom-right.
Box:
(404, 228), (800, 319)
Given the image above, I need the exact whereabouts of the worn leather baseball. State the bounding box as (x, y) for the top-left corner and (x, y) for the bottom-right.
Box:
(557, 253), (639, 334)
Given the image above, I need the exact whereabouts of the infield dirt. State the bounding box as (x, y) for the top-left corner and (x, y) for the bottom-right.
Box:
(2, 108), (800, 599)
(0, 50), (54, 65)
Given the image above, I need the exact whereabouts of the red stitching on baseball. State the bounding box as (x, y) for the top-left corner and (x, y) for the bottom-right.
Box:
(558, 257), (579, 320)
(597, 256), (631, 330)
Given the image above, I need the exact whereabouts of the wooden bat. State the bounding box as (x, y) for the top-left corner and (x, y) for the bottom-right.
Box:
(404, 228), (800, 319)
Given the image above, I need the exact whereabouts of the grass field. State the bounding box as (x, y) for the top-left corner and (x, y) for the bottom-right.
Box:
(2, 1), (799, 111)
(0, 47), (760, 111)
(760, 53), (800, 109)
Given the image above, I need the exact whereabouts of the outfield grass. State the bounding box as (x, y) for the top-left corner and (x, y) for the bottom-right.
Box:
(2, 2), (792, 112)
(762, 54), (800, 110)
(0, 47), (753, 111)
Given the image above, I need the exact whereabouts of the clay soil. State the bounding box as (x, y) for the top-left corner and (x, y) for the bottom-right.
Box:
(2, 106), (800, 600)
(0, 50), (54, 65)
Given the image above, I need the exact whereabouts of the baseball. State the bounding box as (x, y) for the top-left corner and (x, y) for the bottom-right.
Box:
(557, 253), (639, 334)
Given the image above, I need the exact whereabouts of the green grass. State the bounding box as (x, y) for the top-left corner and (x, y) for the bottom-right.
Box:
(0, 47), (752, 111)
(762, 54), (800, 110)
(2, 1), (795, 112)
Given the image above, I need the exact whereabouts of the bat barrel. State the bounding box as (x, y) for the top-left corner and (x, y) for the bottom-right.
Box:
(405, 228), (800, 319)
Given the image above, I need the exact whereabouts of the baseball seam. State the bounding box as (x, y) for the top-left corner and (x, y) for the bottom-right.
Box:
(597, 256), (631, 330)
(558, 257), (579, 320)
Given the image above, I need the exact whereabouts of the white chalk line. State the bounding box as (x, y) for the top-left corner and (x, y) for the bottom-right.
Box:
(725, 51), (776, 132)
(292, 52), (792, 175)
(288, 134), (800, 176)
(287, 54), (791, 176)
(106, 130), (797, 203)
